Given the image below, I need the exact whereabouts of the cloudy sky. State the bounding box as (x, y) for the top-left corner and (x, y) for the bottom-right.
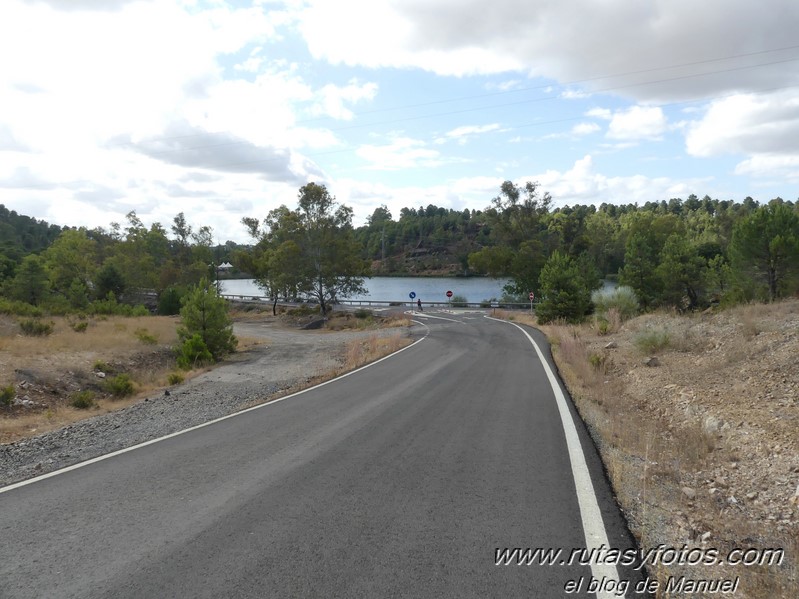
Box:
(2, 0), (798, 243)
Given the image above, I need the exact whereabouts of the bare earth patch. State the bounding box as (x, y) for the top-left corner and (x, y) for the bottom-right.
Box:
(0, 315), (184, 443)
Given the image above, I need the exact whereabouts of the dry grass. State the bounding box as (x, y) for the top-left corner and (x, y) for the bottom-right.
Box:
(730, 302), (792, 339)
(517, 303), (799, 598)
(258, 330), (413, 404)
(324, 310), (411, 331)
(0, 315), (179, 357)
(0, 393), (157, 442)
(339, 331), (411, 371)
(0, 315), (187, 444)
(492, 309), (537, 328)
(593, 307), (623, 335)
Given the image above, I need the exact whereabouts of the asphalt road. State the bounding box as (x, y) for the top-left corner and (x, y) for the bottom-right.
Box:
(1, 311), (647, 598)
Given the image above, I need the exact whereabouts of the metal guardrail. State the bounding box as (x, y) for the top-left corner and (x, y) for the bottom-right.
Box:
(221, 294), (534, 310)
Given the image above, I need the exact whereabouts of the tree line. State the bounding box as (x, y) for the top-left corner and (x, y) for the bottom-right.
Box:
(0, 208), (243, 315)
(1, 180), (797, 323)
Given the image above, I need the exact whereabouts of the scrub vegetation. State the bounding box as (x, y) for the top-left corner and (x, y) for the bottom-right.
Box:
(500, 300), (799, 598)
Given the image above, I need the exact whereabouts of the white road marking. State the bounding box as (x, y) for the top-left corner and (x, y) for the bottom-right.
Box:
(404, 311), (464, 324)
(485, 316), (623, 599)
(0, 332), (429, 495)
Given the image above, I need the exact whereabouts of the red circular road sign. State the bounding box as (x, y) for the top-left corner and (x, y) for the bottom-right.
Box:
(529, 292), (535, 300)
(446, 290), (453, 298)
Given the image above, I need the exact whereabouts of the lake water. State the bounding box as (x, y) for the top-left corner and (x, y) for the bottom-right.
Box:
(222, 276), (512, 303)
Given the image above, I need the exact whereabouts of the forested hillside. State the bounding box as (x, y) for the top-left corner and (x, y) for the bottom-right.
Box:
(0, 205), (65, 280)
(355, 182), (799, 314)
(0, 209), (245, 315)
(354, 204), (487, 276)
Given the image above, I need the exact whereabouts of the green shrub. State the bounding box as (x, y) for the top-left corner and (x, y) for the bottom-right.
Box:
(596, 317), (610, 336)
(592, 286), (639, 320)
(88, 293), (122, 315)
(71, 321), (89, 333)
(354, 308), (372, 319)
(89, 292), (150, 316)
(93, 360), (112, 373)
(0, 299), (44, 317)
(70, 390), (96, 409)
(287, 305), (316, 317)
(41, 295), (72, 315)
(0, 385), (15, 407)
(176, 333), (214, 370)
(134, 328), (158, 344)
(131, 304), (149, 317)
(19, 318), (54, 336)
(167, 372), (184, 385)
(536, 251), (594, 324)
(450, 294), (468, 308)
(177, 278), (236, 360)
(104, 374), (135, 398)
(588, 352), (606, 370)
(634, 328), (671, 354)
(157, 286), (185, 316)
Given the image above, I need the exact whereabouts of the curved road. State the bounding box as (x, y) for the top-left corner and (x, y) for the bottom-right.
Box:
(1, 310), (647, 598)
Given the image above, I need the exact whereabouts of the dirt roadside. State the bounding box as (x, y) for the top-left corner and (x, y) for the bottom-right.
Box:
(0, 311), (417, 486)
(534, 301), (798, 598)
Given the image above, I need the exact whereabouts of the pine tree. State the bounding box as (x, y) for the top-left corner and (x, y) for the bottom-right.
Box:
(177, 278), (237, 361)
(535, 251), (593, 324)
(729, 203), (799, 302)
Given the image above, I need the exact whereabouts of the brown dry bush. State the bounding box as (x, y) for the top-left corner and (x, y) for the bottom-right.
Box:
(341, 331), (410, 372)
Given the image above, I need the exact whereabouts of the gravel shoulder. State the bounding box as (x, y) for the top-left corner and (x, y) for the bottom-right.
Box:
(1, 318), (418, 488)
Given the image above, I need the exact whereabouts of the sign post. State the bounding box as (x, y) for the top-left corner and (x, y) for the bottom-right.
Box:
(529, 291), (535, 314)
(409, 291), (417, 312)
(446, 290), (453, 307)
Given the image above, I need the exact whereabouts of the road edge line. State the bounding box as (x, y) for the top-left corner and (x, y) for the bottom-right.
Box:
(0, 328), (429, 495)
(485, 316), (623, 598)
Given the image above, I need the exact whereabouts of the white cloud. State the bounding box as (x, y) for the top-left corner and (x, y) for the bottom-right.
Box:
(437, 123), (501, 145)
(0, 1), (275, 148)
(686, 90), (799, 157)
(734, 156), (799, 183)
(298, 1), (523, 76)
(572, 122), (601, 136)
(356, 137), (447, 170)
(446, 124), (501, 138)
(607, 106), (667, 141)
(684, 89), (799, 182)
(561, 89), (591, 100)
(310, 79), (379, 121)
(296, 0), (799, 102)
(586, 108), (612, 120)
(533, 155), (711, 205)
(486, 79), (524, 92)
(120, 120), (322, 182)
(32, 0), (140, 11)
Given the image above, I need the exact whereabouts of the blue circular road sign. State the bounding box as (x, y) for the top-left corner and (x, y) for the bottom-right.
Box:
(409, 291), (416, 299)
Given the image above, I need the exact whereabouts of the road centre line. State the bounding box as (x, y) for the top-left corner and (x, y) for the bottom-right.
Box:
(0, 327), (430, 495)
(485, 316), (622, 599)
